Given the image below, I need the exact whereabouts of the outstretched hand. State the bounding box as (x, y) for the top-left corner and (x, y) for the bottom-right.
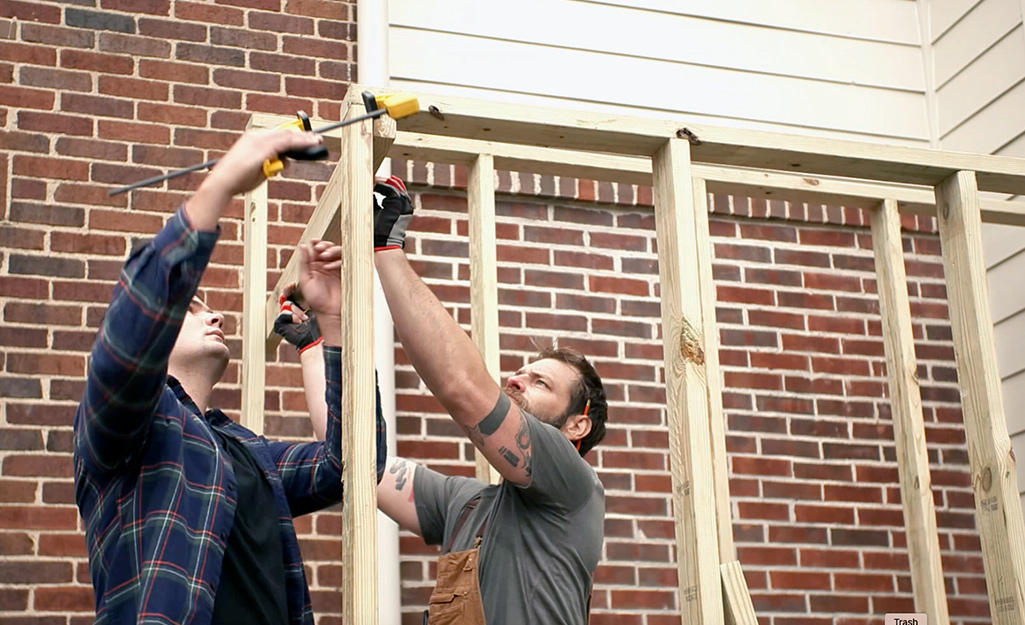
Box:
(186, 128), (323, 232)
(298, 239), (343, 345)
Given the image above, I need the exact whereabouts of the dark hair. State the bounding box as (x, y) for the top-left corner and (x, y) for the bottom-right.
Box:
(533, 346), (607, 457)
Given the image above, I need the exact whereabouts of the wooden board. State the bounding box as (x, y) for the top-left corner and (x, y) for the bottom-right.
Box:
(357, 85), (1025, 194)
(339, 97), (379, 624)
(241, 172), (269, 434)
(651, 137), (724, 624)
(720, 561), (758, 625)
(390, 131), (1025, 225)
(870, 198), (950, 624)
(691, 178), (734, 560)
(259, 108), (396, 357)
(936, 170), (1025, 624)
(467, 153), (502, 485)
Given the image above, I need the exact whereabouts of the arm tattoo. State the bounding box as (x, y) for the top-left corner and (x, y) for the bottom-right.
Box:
(497, 446), (519, 467)
(390, 459), (409, 491)
(516, 411), (532, 477)
(463, 392), (510, 449)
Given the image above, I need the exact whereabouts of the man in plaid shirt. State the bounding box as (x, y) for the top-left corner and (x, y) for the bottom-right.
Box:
(73, 129), (386, 624)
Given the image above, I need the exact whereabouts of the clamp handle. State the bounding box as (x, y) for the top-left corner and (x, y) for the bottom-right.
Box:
(263, 111), (329, 178)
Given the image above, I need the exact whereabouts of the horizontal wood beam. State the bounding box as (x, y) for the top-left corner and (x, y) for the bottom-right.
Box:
(391, 132), (1025, 226)
(355, 84), (1025, 195)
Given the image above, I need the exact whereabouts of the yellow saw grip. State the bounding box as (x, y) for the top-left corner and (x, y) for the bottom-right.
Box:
(263, 157), (284, 178)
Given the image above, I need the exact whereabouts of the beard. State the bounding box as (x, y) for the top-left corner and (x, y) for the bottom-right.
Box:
(505, 390), (569, 429)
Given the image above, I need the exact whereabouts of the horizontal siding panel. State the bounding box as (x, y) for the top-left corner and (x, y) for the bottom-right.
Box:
(933, 0), (1021, 86)
(987, 249), (1025, 323)
(995, 306), (1025, 378)
(931, 0), (982, 40)
(578, 0), (921, 44)
(390, 28), (930, 141)
(390, 0), (925, 91)
(982, 222), (1025, 268)
(942, 79), (1025, 152)
(1013, 429), (1025, 495)
(937, 26), (1025, 134)
(389, 78), (931, 147)
(1005, 371), (1025, 437)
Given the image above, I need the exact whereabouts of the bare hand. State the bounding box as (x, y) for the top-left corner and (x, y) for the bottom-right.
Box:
(298, 240), (342, 319)
(202, 128), (323, 200)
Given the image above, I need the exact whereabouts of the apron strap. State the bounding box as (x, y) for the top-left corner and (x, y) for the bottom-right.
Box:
(442, 494), (486, 554)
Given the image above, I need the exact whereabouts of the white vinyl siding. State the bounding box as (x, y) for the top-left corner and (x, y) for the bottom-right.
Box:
(924, 0), (1025, 503)
(388, 0), (931, 145)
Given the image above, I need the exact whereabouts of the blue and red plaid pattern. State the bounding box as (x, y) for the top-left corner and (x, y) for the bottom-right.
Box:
(74, 207), (386, 625)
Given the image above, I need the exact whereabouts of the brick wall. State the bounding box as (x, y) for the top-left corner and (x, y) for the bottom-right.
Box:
(389, 162), (987, 625)
(0, 1), (988, 624)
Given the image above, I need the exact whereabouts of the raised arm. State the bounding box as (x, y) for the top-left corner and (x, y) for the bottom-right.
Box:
(372, 180), (534, 486)
(75, 129), (324, 475)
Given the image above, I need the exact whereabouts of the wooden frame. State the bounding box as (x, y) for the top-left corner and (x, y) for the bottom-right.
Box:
(244, 85), (1025, 624)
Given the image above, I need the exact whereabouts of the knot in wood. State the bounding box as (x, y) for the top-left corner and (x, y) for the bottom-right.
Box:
(680, 318), (705, 365)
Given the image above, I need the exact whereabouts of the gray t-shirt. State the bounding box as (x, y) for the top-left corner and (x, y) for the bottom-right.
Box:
(414, 412), (605, 625)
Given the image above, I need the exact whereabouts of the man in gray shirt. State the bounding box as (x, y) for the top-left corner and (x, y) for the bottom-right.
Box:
(372, 177), (609, 624)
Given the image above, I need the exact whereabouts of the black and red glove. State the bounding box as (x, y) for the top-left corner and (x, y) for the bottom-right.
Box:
(372, 175), (414, 252)
(273, 291), (322, 354)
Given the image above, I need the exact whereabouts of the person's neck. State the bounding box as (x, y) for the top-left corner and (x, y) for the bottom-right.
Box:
(168, 366), (217, 414)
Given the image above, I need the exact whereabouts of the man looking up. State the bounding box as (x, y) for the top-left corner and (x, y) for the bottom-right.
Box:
(73, 128), (386, 625)
(372, 178), (609, 625)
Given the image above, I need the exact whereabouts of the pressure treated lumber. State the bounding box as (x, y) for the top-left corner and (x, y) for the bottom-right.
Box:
(869, 198), (949, 624)
(690, 178), (733, 561)
(467, 153), (502, 485)
(361, 84), (1025, 194)
(241, 166), (269, 434)
(720, 561), (757, 625)
(936, 171), (1025, 625)
(390, 132), (1025, 225)
(651, 137), (724, 625)
(339, 99), (379, 624)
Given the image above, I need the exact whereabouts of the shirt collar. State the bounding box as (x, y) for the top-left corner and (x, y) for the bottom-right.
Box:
(166, 375), (230, 426)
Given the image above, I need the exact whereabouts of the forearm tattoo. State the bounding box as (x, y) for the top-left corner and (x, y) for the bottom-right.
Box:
(516, 414), (533, 477)
(390, 459), (409, 491)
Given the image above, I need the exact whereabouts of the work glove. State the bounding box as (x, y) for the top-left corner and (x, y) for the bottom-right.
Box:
(273, 289), (322, 354)
(372, 176), (414, 251)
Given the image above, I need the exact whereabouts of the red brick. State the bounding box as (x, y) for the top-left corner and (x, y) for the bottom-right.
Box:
(61, 48), (133, 74)
(610, 590), (674, 610)
(284, 76), (347, 99)
(139, 59), (209, 84)
(54, 182), (128, 207)
(99, 31), (173, 58)
(590, 275), (649, 297)
(251, 51), (316, 76)
(213, 67), (280, 92)
(99, 75), (169, 101)
(0, 41), (56, 65)
(6, 352), (84, 376)
(175, 0), (243, 24)
(247, 93), (315, 116)
(54, 137), (127, 162)
(32, 586), (94, 611)
(13, 155), (89, 181)
(97, 119), (170, 144)
(0, 505), (77, 529)
(17, 111), (93, 136)
(0, 588), (29, 611)
(769, 570), (831, 590)
(0, 85), (54, 109)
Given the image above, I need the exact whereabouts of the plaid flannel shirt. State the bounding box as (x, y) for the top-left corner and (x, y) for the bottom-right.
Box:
(73, 207), (386, 625)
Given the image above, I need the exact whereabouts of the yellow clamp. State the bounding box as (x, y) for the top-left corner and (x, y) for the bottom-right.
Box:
(372, 93), (419, 120)
(263, 114), (311, 178)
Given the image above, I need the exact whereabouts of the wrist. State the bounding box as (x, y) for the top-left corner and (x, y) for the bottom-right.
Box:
(315, 313), (342, 346)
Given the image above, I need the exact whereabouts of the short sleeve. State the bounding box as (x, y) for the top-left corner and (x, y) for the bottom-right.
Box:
(413, 465), (484, 546)
(516, 412), (599, 511)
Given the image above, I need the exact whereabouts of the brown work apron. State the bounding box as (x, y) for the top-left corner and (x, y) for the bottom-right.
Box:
(424, 495), (488, 625)
(422, 494), (594, 625)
